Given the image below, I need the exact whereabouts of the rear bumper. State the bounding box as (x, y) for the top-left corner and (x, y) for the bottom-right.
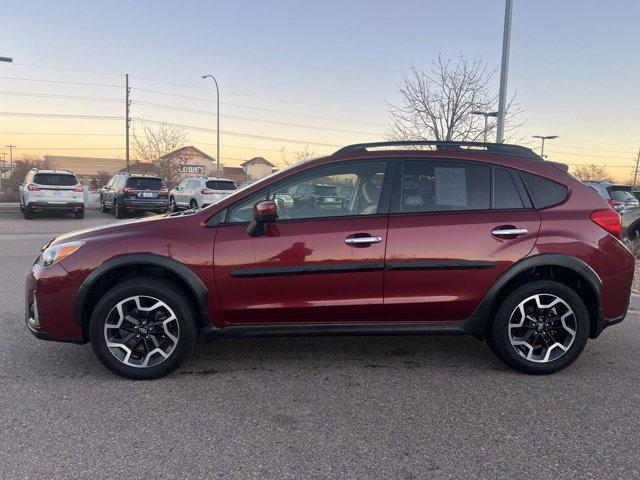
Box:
(26, 201), (84, 211)
(122, 199), (169, 212)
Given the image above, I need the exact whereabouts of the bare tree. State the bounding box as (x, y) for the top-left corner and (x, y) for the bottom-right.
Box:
(279, 145), (316, 167)
(132, 121), (188, 187)
(571, 164), (611, 182)
(388, 54), (523, 143)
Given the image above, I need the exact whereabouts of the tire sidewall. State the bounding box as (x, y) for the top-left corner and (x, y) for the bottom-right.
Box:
(89, 278), (197, 379)
(489, 280), (590, 374)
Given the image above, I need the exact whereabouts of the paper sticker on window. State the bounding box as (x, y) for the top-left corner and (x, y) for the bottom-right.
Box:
(434, 167), (467, 206)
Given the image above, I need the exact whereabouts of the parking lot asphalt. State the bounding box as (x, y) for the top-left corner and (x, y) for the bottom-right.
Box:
(0, 209), (639, 479)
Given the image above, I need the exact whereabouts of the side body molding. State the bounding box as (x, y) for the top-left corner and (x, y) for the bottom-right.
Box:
(73, 253), (210, 328)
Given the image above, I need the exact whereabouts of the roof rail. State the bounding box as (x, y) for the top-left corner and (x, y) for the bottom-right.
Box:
(332, 141), (542, 160)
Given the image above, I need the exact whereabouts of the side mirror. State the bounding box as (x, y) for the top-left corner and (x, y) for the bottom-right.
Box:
(247, 200), (277, 237)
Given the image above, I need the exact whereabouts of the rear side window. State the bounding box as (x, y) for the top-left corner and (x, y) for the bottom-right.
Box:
(33, 173), (77, 186)
(126, 177), (165, 190)
(520, 172), (567, 209)
(400, 160), (490, 213)
(206, 180), (237, 191)
(493, 168), (524, 209)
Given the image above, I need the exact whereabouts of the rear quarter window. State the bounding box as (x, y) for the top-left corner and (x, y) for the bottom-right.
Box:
(33, 173), (78, 186)
(520, 171), (567, 208)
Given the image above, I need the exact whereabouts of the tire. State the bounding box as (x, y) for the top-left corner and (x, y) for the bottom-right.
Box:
(169, 197), (178, 212)
(89, 277), (197, 380)
(23, 209), (33, 220)
(101, 200), (108, 213)
(189, 199), (198, 210)
(114, 201), (125, 219)
(74, 210), (85, 219)
(486, 280), (589, 375)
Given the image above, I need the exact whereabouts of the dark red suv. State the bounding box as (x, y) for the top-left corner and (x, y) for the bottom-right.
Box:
(25, 141), (634, 379)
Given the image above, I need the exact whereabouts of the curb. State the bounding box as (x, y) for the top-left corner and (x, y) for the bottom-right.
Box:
(630, 293), (640, 311)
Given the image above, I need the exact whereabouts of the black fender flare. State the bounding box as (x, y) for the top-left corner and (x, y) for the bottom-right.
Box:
(467, 253), (602, 334)
(73, 253), (210, 329)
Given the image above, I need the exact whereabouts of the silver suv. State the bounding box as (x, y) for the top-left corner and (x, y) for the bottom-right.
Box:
(169, 176), (237, 211)
(584, 181), (640, 237)
(19, 169), (84, 220)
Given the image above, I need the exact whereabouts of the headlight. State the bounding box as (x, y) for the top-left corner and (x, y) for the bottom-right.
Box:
(36, 241), (85, 270)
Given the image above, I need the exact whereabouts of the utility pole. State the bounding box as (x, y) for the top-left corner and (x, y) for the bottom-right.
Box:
(633, 149), (640, 188)
(496, 0), (513, 143)
(5, 144), (15, 172)
(125, 73), (131, 172)
(0, 152), (5, 192)
(201, 74), (221, 177)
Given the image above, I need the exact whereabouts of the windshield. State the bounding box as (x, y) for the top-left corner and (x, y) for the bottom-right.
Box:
(316, 185), (338, 196)
(206, 180), (237, 191)
(126, 177), (165, 190)
(33, 173), (77, 186)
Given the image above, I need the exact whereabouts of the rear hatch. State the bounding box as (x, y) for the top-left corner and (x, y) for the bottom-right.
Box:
(606, 185), (639, 213)
(202, 179), (237, 202)
(31, 173), (82, 202)
(123, 177), (168, 202)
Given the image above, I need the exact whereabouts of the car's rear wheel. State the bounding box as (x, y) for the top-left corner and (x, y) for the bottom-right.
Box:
(101, 199), (108, 212)
(190, 199), (198, 210)
(89, 277), (197, 379)
(114, 201), (125, 219)
(487, 280), (589, 374)
(23, 209), (34, 219)
(169, 197), (178, 212)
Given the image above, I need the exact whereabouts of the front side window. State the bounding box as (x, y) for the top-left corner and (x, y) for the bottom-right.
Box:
(227, 161), (387, 223)
(400, 160), (490, 213)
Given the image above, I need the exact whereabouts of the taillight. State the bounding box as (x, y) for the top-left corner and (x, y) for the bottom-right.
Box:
(607, 199), (621, 207)
(200, 188), (214, 195)
(27, 184), (41, 191)
(122, 186), (135, 193)
(72, 186), (83, 192)
(159, 188), (169, 194)
(591, 209), (622, 239)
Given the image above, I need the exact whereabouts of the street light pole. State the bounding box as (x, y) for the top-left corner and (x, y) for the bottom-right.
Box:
(0, 56), (12, 191)
(496, 0), (513, 143)
(201, 74), (221, 177)
(471, 111), (499, 143)
(532, 135), (558, 158)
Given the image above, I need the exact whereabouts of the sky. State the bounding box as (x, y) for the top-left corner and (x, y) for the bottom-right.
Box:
(1, 0), (638, 179)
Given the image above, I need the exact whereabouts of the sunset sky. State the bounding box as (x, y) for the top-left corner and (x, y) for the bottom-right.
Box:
(1, 0), (638, 179)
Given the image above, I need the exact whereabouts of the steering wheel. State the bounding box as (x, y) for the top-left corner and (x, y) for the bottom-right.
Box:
(274, 196), (291, 220)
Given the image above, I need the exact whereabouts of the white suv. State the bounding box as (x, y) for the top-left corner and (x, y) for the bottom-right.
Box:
(19, 169), (85, 219)
(169, 176), (237, 211)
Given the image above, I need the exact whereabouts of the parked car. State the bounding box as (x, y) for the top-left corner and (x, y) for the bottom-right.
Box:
(19, 169), (84, 220)
(26, 141), (633, 379)
(291, 183), (343, 210)
(584, 181), (640, 238)
(238, 180), (256, 189)
(169, 176), (237, 211)
(100, 172), (169, 218)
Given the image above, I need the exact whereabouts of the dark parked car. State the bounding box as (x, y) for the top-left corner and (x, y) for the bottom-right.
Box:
(291, 183), (343, 210)
(26, 141), (633, 379)
(584, 181), (640, 238)
(100, 172), (169, 218)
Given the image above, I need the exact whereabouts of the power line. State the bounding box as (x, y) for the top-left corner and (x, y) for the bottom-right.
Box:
(0, 90), (122, 102)
(10, 62), (124, 78)
(0, 112), (122, 120)
(547, 149), (635, 161)
(0, 76), (122, 88)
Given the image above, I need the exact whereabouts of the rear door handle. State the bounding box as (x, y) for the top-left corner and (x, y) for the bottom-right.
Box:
(345, 236), (382, 245)
(491, 227), (528, 236)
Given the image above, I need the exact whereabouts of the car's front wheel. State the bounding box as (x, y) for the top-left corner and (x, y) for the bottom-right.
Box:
(89, 277), (197, 379)
(169, 197), (178, 212)
(487, 280), (589, 374)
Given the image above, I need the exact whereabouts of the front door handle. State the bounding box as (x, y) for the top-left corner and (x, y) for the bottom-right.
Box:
(491, 227), (528, 237)
(344, 236), (382, 245)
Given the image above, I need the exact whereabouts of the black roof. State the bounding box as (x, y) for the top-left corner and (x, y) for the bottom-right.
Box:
(333, 141), (542, 160)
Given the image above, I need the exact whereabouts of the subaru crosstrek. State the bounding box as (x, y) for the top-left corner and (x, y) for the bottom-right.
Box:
(25, 141), (634, 379)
